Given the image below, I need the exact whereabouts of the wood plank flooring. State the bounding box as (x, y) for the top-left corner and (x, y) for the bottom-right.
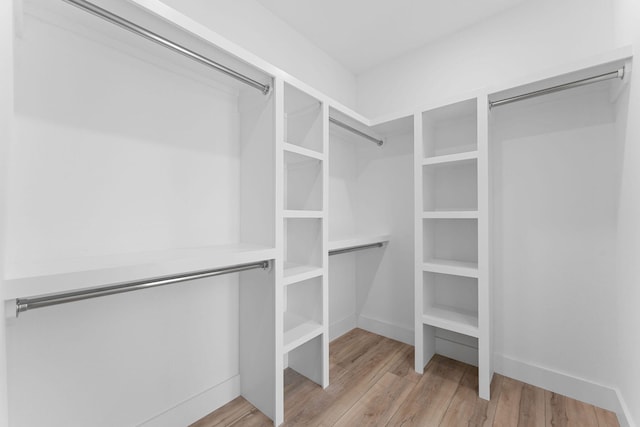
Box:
(191, 329), (619, 427)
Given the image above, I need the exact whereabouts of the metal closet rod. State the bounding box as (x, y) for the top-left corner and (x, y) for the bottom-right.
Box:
(329, 117), (384, 146)
(490, 67), (625, 108)
(329, 242), (384, 256)
(15, 260), (271, 317)
(62, 0), (271, 94)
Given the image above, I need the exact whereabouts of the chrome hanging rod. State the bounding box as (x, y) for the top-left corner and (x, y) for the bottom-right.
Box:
(489, 67), (625, 109)
(329, 117), (384, 146)
(329, 242), (384, 256)
(15, 260), (270, 317)
(62, 0), (271, 94)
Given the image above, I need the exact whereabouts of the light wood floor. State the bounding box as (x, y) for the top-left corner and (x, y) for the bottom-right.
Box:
(191, 328), (619, 427)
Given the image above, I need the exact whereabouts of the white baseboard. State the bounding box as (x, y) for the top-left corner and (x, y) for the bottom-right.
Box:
(138, 375), (241, 427)
(330, 314), (357, 341)
(616, 388), (636, 427)
(356, 315), (413, 346)
(494, 355), (621, 414)
(435, 337), (478, 367)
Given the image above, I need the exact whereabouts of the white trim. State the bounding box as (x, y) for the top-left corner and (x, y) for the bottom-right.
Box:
(494, 354), (620, 413)
(616, 388), (636, 427)
(357, 315), (413, 346)
(138, 375), (241, 427)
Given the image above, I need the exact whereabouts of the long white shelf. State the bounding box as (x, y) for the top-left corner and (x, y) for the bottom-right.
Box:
(422, 305), (479, 338)
(283, 262), (323, 286)
(422, 150), (478, 166)
(327, 234), (390, 252)
(4, 243), (276, 300)
(283, 312), (323, 353)
(283, 210), (324, 219)
(422, 210), (478, 219)
(423, 259), (479, 278)
(283, 142), (324, 161)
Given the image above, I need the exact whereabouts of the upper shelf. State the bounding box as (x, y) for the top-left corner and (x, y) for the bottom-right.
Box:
(4, 243), (276, 300)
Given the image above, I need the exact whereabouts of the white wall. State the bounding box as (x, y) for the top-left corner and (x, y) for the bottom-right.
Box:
(356, 0), (616, 119)
(0, 0), (12, 425)
(613, 0), (640, 424)
(491, 84), (621, 396)
(159, 0), (357, 109)
(5, 8), (254, 426)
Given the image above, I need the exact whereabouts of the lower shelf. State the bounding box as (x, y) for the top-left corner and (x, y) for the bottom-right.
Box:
(423, 259), (478, 278)
(283, 262), (323, 286)
(283, 312), (323, 353)
(422, 305), (479, 338)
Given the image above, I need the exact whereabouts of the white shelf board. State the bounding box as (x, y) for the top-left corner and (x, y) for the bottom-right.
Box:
(283, 312), (323, 354)
(283, 142), (324, 161)
(423, 259), (479, 278)
(328, 234), (390, 252)
(4, 243), (276, 300)
(283, 262), (323, 286)
(422, 151), (478, 166)
(422, 305), (479, 338)
(283, 210), (324, 219)
(422, 210), (479, 219)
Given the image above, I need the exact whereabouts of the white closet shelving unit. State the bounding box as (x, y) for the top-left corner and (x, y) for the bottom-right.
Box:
(276, 80), (329, 402)
(5, 0), (281, 425)
(414, 96), (491, 399)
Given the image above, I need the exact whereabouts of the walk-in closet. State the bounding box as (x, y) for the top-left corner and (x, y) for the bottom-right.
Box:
(1, 0), (639, 426)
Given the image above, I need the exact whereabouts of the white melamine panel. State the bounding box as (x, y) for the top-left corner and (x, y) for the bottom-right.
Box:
(0, 0), (12, 424)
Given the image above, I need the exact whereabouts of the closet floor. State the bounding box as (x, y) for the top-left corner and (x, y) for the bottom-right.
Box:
(191, 329), (619, 427)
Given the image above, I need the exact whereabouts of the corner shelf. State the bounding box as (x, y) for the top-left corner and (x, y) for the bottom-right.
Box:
(423, 259), (479, 278)
(283, 311), (323, 354)
(422, 305), (479, 338)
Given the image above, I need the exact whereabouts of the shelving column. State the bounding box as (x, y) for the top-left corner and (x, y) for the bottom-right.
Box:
(276, 80), (329, 421)
(414, 96), (491, 399)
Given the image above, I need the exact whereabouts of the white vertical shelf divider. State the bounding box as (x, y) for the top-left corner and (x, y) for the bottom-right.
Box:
(477, 94), (492, 400)
(278, 82), (329, 423)
(415, 95), (491, 400)
(273, 77), (286, 427)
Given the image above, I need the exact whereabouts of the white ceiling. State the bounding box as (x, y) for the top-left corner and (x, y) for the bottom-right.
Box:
(256, 0), (527, 74)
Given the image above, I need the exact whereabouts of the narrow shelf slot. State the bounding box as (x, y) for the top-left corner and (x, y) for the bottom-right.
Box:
(422, 306), (479, 338)
(283, 311), (323, 353)
(283, 262), (323, 286)
(423, 259), (479, 278)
